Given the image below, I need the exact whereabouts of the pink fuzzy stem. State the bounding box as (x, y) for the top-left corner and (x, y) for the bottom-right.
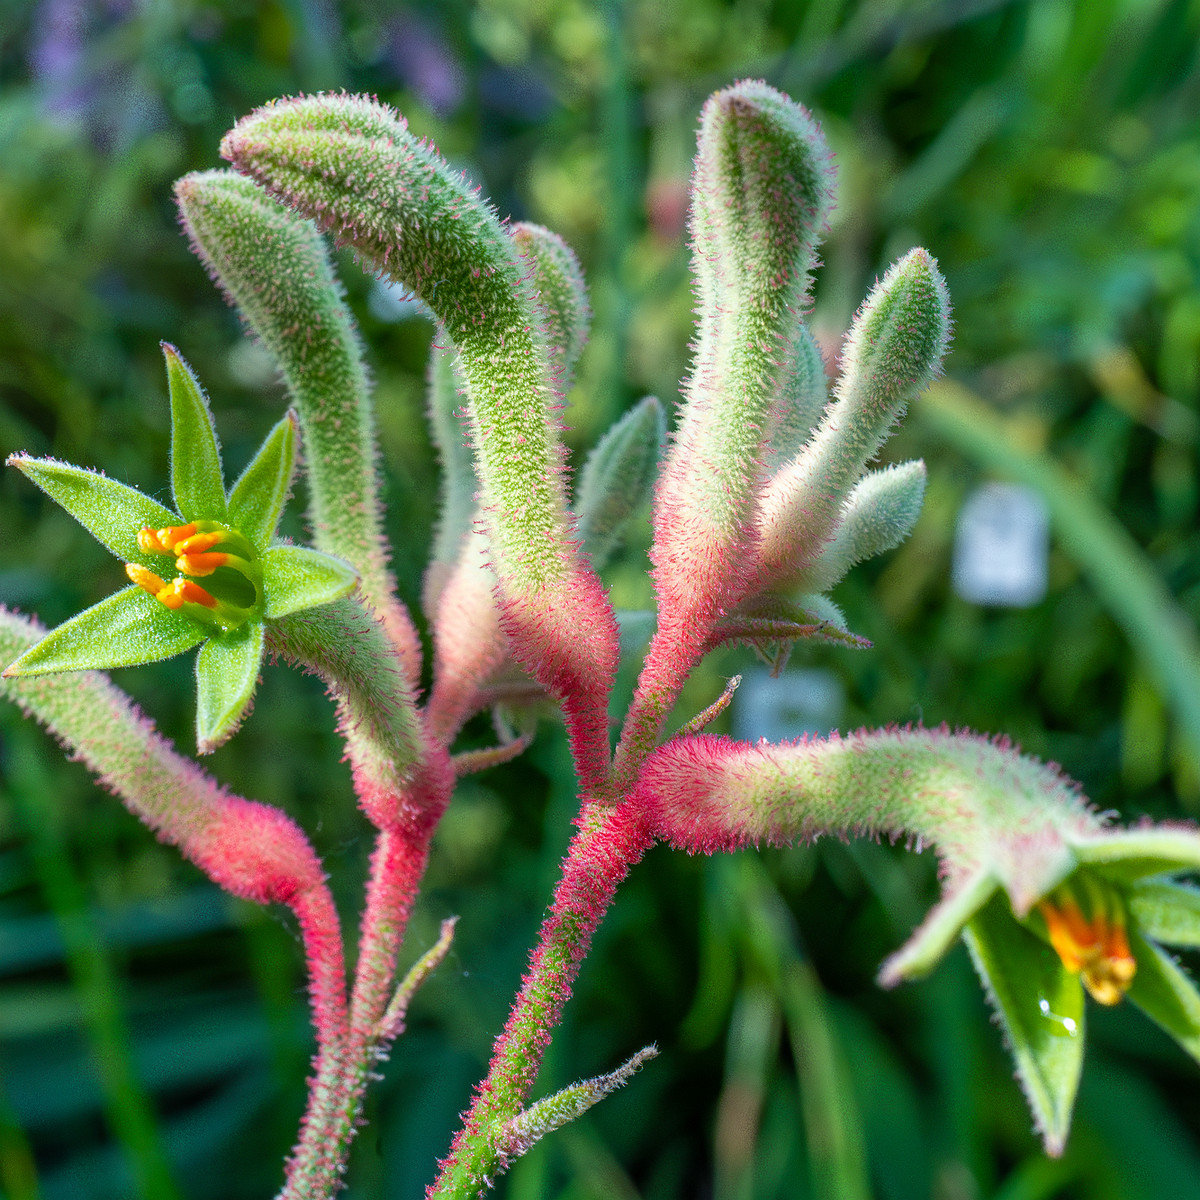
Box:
(277, 822), (433, 1199)
(428, 799), (652, 1197)
(275, 881), (352, 1200)
(351, 825), (431, 1035)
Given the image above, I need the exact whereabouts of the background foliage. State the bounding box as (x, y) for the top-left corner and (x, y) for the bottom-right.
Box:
(2, 1), (1200, 1197)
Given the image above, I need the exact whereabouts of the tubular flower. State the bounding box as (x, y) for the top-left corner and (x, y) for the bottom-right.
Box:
(3, 344), (358, 752)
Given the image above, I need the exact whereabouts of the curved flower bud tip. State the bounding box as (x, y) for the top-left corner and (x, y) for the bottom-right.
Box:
(754, 248), (951, 591)
(632, 726), (1200, 1153)
(222, 93), (620, 787)
(652, 80), (836, 626)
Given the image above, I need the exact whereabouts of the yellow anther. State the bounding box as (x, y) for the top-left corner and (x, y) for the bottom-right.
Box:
(126, 563), (168, 595)
(138, 523), (200, 555)
(138, 528), (170, 555)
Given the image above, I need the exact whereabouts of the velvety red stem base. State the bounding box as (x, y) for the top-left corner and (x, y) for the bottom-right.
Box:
(428, 799), (652, 1198)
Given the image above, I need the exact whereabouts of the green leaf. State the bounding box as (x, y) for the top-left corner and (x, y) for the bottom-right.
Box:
(164, 343), (228, 523)
(7, 456), (178, 565)
(228, 411), (298, 547)
(194, 623), (264, 753)
(3, 588), (207, 675)
(497, 1046), (658, 1165)
(878, 869), (996, 986)
(963, 891), (1085, 1156)
(262, 545), (358, 619)
(1128, 881), (1200, 947)
(1125, 926), (1200, 1063)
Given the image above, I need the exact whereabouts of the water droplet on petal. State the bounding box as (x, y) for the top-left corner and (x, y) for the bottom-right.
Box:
(1038, 995), (1078, 1037)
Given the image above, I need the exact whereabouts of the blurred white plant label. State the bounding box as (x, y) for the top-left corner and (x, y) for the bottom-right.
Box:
(734, 667), (844, 742)
(952, 482), (1049, 607)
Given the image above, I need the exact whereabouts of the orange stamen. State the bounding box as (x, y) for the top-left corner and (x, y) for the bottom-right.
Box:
(174, 530), (223, 555)
(1038, 885), (1137, 1006)
(154, 577), (218, 610)
(175, 551), (230, 576)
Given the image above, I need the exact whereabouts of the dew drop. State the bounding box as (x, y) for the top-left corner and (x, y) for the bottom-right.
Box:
(1038, 995), (1078, 1037)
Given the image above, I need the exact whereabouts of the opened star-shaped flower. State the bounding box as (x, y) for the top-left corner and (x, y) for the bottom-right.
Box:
(3, 343), (357, 752)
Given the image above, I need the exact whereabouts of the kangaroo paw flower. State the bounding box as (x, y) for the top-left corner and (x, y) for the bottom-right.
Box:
(5, 344), (357, 752)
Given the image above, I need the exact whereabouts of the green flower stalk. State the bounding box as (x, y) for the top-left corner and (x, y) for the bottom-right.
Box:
(4, 344), (357, 752)
(617, 82), (837, 781)
(220, 93), (619, 794)
(175, 171), (423, 681)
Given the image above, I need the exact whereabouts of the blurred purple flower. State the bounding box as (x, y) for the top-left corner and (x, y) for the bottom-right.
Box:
(28, 0), (158, 145)
(387, 15), (465, 117)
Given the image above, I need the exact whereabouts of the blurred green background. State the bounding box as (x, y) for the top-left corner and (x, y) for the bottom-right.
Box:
(3, 1), (1200, 1197)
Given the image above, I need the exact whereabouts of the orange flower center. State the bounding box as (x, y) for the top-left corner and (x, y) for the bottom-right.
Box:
(1037, 882), (1136, 1006)
(126, 520), (261, 631)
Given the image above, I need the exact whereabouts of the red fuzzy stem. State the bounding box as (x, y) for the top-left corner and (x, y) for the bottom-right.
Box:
(186, 799), (354, 1200)
(427, 799), (652, 1197)
(275, 881), (352, 1200)
(280, 740), (453, 1196)
(612, 609), (708, 794)
(500, 571), (618, 796)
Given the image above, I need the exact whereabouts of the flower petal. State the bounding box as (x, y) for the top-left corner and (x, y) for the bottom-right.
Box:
(878, 868), (996, 986)
(2, 587), (206, 675)
(195, 623), (264, 754)
(963, 890), (1085, 1156)
(164, 343), (228, 523)
(228, 410), (298, 547)
(1124, 926), (1200, 1063)
(262, 545), (358, 619)
(7, 456), (178, 565)
(1128, 880), (1200, 948)
(1072, 827), (1200, 882)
